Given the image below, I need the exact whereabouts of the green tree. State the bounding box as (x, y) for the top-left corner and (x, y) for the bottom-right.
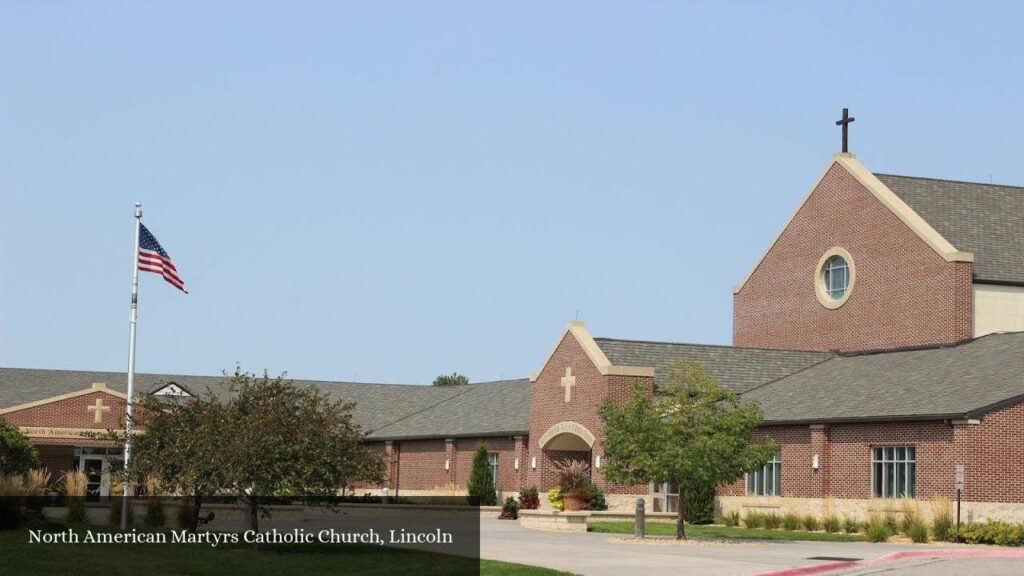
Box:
(0, 418), (40, 475)
(432, 373), (469, 387)
(127, 389), (231, 532)
(598, 361), (776, 539)
(466, 443), (497, 506)
(219, 369), (385, 537)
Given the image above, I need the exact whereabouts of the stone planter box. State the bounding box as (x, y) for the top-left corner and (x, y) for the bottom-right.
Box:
(519, 510), (589, 533)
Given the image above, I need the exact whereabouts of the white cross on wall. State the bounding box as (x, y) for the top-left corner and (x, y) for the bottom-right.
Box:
(560, 367), (576, 403)
(87, 398), (110, 424)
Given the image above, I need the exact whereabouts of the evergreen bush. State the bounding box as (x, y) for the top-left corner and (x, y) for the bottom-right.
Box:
(466, 444), (497, 506)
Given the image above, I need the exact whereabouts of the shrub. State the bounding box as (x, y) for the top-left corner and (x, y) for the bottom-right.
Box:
(720, 510), (741, 527)
(931, 498), (953, 541)
(0, 420), (41, 476)
(144, 499), (166, 528)
(822, 515), (841, 533)
(899, 497), (922, 535)
(763, 513), (782, 529)
(466, 444), (498, 506)
(517, 487), (540, 510)
(782, 512), (801, 531)
(498, 496), (519, 520)
(843, 517), (861, 534)
(744, 511), (765, 529)
(143, 477), (166, 528)
(883, 509), (900, 534)
(582, 483), (608, 511)
(176, 498), (195, 530)
(802, 515), (819, 531)
(109, 495), (127, 526)
(955, 521), (1024, 546)
(62, 471), (87, 524)
(0, 474), (27, 530)
(865, 513), (892, 543)
(906, 518), (930, 543)
(546, 487), (564, 511)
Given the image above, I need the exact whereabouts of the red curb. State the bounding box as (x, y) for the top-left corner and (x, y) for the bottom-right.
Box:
(752, 561), (858, 576)
(754, 548), (1024, 576)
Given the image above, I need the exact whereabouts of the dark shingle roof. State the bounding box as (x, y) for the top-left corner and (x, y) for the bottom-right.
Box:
(366, 378), (531, 440)
(876, 174), (1024, 284)
(744, 331), (1024, 423)
(0, 368), (529, 440)
(593, 338), (833, 393)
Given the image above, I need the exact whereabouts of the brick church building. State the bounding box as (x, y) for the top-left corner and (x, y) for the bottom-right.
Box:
(3, 151), (1024, 521)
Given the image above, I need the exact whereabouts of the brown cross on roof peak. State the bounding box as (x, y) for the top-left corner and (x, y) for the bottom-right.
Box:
(836, 108), (855, 153)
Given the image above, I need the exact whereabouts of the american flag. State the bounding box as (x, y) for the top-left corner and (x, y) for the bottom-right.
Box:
(138, 224), (188, 293)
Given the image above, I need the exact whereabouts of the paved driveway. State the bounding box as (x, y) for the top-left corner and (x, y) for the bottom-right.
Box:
(479, 519), (1023, 576)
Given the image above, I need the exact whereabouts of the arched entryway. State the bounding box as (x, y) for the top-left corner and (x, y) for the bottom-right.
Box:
(537, 421), (596, 489)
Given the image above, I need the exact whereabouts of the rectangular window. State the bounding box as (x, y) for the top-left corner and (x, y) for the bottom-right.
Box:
(746, 452), (782, 496)
(872, 446), (916, 498)
(488, 453), (499, 486)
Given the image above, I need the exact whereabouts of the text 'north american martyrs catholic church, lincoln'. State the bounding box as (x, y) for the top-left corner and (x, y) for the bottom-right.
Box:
(3, 112), (1024, 521)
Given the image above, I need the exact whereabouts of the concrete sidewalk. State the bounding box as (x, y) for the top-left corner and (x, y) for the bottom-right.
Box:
(479, 519), (1024, 576)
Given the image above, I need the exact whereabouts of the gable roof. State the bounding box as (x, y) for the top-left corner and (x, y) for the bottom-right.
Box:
(744, 331), (1024, 424)
(877, 174), (1024, 285)
(593, 338), (833, 393)
(733, 154), (973, 294)
(0, 367), (530, 440)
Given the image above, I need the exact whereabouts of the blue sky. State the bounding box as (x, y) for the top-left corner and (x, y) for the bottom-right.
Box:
(2, 2), (1022, 384)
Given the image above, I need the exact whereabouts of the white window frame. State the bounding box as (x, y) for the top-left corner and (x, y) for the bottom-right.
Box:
(488, 453), (499, 486)
(746, 452), (782, 496)
(872, 446), (916, 498)
(823, 255), (849, 300)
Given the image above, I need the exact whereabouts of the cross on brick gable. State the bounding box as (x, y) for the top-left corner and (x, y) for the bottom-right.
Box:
(87, 398), (111, 424)
(560, 367), (576, 403)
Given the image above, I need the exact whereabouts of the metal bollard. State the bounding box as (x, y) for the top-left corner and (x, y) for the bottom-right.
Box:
(635, 498), (645, 540)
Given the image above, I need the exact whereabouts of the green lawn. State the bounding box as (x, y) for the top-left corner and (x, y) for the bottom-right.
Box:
(1, 528), (569, 576)
(588, 521), (867, 542)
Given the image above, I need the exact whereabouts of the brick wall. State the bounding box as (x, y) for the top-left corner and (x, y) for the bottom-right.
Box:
(733, 162), (973, 352)
(36, 444), (75, 474)
(371, 436), (521, 494)
(718, 413), (1024, 504)
(955, 401), (1024, 503)
(526, 331), (653, 495)
(3, 391), (127, 429)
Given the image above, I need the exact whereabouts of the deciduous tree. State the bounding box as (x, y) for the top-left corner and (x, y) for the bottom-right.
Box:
(219, 369), (385, 536)
(599, 361), (776, 539)
(0, 419), (40, 475)
(432, 373), (469, 387)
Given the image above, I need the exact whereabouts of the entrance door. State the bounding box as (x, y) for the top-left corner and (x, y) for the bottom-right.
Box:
(82, 458), (105, 502)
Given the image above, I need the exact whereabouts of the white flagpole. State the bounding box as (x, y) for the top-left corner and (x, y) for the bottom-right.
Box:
(121, 202), (142, 530)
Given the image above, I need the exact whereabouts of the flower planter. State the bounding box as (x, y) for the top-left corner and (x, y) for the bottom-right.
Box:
(563, 495), (586, 511)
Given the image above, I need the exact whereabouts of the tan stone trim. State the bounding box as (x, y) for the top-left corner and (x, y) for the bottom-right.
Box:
(814, 247), (856, 310)
(529, 321), (654, 382)
(733, 154), (973, 294)
(537, 421), (596, 449)
(0, 382), (127, 416)
(20, 426), (124, 439)
(951, 418), (981, 425)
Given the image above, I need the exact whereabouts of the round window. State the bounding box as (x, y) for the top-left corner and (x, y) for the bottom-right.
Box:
(815, 248), (855, 309)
